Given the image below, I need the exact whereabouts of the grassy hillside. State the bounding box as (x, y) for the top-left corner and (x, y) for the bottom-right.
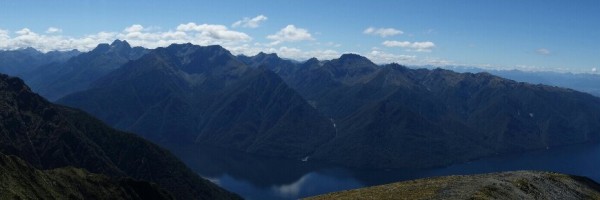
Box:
(305, 171), (600, 200)
(0, 73), (240, 199)
(0, 152), (173, 200)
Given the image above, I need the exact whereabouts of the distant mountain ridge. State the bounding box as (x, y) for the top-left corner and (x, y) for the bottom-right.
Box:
(59, 43), (336, 159)
(0, 47), (80, 76)
(0, 73), (240, 199)
(443, 66), (600, 97)
(229, 52), (600, 169)
(5, 43), (600, 199)
(21, 40), (149, 100)
(54, 43), (600, 169)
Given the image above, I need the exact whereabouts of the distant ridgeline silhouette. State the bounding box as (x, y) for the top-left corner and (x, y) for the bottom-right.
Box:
(14, 41), (592, 170)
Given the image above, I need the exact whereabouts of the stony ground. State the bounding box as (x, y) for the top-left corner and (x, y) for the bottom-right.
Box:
(305, 171), (600, 200)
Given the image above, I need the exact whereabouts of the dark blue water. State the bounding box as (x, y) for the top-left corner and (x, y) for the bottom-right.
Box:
(169, 143), (600, 200)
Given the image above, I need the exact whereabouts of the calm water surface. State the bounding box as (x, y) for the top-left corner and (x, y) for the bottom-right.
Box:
(168, 143), (600, 200)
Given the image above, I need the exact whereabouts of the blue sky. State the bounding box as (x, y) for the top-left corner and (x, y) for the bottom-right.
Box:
(0, 0), (598, 73)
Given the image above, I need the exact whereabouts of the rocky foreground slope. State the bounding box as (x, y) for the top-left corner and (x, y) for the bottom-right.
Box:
(0, 152), (173, 200)
(305, 171), (600, 200)
(0, 73), (240, 199)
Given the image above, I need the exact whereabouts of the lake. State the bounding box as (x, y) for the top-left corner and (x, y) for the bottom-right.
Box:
(168, 142), (600, 200)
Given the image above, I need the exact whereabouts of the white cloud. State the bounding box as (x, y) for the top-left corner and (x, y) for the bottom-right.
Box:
(275, 47), (339, 60)
(0, 29), (10, 49)
(366, 50), (453, 66)
(383, 41), (410, 47)
(536, 48), (551, 55)
(176, 23), (251, 41)
(0, 23), (252, 52)
(12, 28), (44, 49)
(46, 27), (62, 34)
(2, 27), (119, 52)
(0, 24), (439, 67)
(232, 15), (268, 28)
(15, 28), (34, 35)
(225, 42), (340, 61)
(124, 24), (144, 33)
(0, 24), (337, 62)
(118, 23), (250, 48)
(514, 64), (548, 71)
(367, 50), (416, 64)
(271, 173), (312, 198)
(0, 29), (8, 39)
(0, 26), (444, 66)
(421, 57), (453, 66)
(325, 42), (341, 48)
(593, 67), (597, 73)
(267, 25), (314, 45)
(363, 27), (403, 37)
(382, 40), (436, 52)
(0, 24), (443, 68)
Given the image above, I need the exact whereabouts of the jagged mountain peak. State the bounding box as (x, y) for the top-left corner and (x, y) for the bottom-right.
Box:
(327, 53), (378, 71)
(255, 52), (279, 59)
(385, 62), (408, 69)
(110, 39), (128, 45)
(161, 43), (234, 60)
(92, 43), (111, 52)
(166, 42), (195, 49)
(165, 43), (228, 52)
(203, 44), (235, 56)
(90, 43), (248, 90)
(110, 39), (131, 49)
(335, 53), (375, 65)
(339, 53), (367, 60)
(161, 43), (200, 59)
(90, 40), (134, 55)
(21, 47), (43, 55)
(316, 53), (379, 84)
(20, 39), (149, 101)
(59, 43), (336, 164)
(305, 57), (320, 64)
(301, 57), (322, 68)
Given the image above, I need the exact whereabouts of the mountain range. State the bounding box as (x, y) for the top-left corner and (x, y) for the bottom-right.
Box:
(57, 42), (600, 169)
(59, 43), (336, 159)
(21, 40), (148, 100)
(0, 74), (240, 199)
(250, 54), (600, 168)
(444, 66), (600, 97)
(0, 47), (80, 76)
(3, 41), (600, 198)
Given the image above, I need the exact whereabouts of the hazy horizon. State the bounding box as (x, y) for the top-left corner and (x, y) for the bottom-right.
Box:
(1, 0), (598, 73)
